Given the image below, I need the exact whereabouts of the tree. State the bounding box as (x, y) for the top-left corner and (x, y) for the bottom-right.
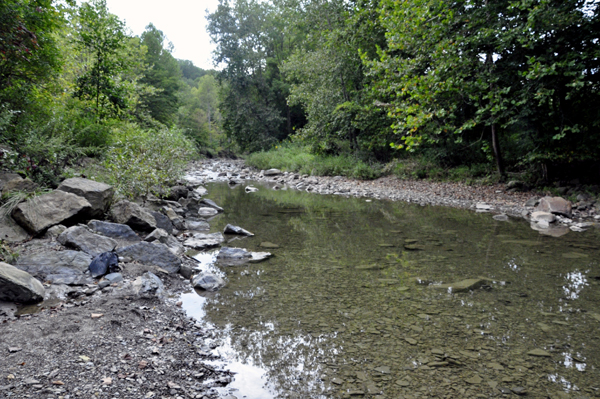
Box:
(139, 24), (182, 126)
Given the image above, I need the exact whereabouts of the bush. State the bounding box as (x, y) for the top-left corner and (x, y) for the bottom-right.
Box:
(104, 124), (196, 199)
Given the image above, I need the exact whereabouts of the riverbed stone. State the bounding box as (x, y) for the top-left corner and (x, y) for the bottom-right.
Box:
(87, 220), (141, 246)
(531, 211), (556, 224)
(198, 207), (219, 217)
(527, 348), (551, 357)
(0, 262), (45, 303)
(109, 200), (156, 231)
(200, 199), (224, 212)
(116, 242), (181, 273)
(224, 224), (254, 236)
(535, 196), (572, 217)
(12, 191), (92, 235)
(192, 273), (225, 291)
(264, 168), (282, 176)
(57, 177), (114, 217)
(0, 214), (30, 243)
(249, 251), (272, 263)
(58, 225), (117, 257)
(150, 211), (174, 234)
(183, 233), (224, 249)
(217, 247), (252, 260)
(433, 278), (488, 293)
(16, 250), (92, 285)
(131, 272), (164, 298)
(185, 217), (210, 231)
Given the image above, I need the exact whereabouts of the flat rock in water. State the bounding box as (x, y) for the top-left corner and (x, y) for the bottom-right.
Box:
(0, 262), (45, 303)
(183, 233), (224, 249)
(16, 250), (92, 285)
(535, 196), (572, 217)
(249, 251), (272, 263)
(200, 199), (223, 212)
(0, 214), (30, 243)
(530, 222), (569, 238)
(58, 225), (117, 257)
(116, 242), (181, 274)
(109, 200), (156, 232)
(89, 252), (119, 278)
(87, 220), (141, 244)
(527, 349), (551, 357)
(433, 278), (488, 293)
(192, 273), (225, 291)
(12, 191), (92, 235)
(224, 224), (254, 236)
(57, 177), (114, 217)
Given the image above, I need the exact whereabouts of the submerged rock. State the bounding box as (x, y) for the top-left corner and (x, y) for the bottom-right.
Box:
(0, 262), (45, 303)
(184, 233), (224, 250)
(192, 273), (225, 291)
(217, 247), (272, 265)
(198, 207), (219, 217)
(432, 278), (488, 293)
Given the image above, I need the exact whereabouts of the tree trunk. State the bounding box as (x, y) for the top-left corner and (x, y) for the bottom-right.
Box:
(491, 124), (505, 179)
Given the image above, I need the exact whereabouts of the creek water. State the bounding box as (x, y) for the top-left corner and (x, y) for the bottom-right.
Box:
(181, 182), (600, 399)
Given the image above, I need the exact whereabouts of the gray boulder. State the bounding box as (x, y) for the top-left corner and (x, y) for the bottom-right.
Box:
(131, 272), (164, 298)
(0, 214), (30, 243)
(116, 242), (181, 273)
(185, 218), (210, 232)
(192, 273), (225, 291)
(87, 220), (141, 244)
(57, 177), (114, 217)
(183, 233), (224, 250)
(535, 196), (572, 217)
(150, 211), (174, 234)
(2, 178), (38, 195)
(198, 207), (219, 218)
(224, 224), (254, 236)
(200, 199), (224, 212)
(216, 247), (270, 266)
(0, 262), (45, 303)
(264, 168), (282, 176)
(12, 191), (92, 235)
(16, 250), (92, 285)
(58, 225), (117, 257)
(109, 200), (156, 231)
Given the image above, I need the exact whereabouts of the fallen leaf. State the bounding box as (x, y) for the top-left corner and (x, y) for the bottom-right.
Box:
(101, 376), (112, 385)
(91, 313), (104, 319)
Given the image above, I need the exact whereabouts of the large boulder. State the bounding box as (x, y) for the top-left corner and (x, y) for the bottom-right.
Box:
(16, 250), (92, 285)
(116, 242), (181, 273)
(87, 220), (141, 243)
(183, 233), (224, 250)
(109, 200), (156, 231)
(58, 225), (117, 257)
(2, 178), (38, 195)
(57, 177), (114, 217)
(0, 262), (45, 303)
(12, 191), (92, 235)
(535, 196), (572, 217)
(0, 214), (30, 243)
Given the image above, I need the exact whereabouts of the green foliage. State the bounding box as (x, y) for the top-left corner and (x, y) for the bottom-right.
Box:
(104, 124), (196, 199)
(246, 143), (382, 179)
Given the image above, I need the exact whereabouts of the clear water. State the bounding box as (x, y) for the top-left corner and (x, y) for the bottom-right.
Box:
(181, 182), (600, 399)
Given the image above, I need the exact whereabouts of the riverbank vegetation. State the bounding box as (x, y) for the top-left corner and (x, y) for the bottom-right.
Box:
(0, 0), (224, 196)
(210, 0), (600, 186)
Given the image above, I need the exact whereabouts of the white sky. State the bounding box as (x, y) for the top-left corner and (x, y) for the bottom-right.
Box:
(105, 0), (221, 70)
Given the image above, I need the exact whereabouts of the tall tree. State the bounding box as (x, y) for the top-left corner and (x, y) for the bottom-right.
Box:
(140, 24), (182, 126)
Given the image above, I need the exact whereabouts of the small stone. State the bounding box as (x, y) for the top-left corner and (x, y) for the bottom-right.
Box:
(465, 375), (482, 384)
(91, 313), (104, 319)
(331, 377), (344, 385)
(511, 387), (527, 395)
(396, 380), (410, 387)
(527, 348), (551, 357)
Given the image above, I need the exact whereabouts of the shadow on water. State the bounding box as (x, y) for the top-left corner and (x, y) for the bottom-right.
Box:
(181, 182), (600, 399)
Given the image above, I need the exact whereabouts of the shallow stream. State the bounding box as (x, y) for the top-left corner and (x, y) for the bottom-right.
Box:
(181, 182), (600, 399)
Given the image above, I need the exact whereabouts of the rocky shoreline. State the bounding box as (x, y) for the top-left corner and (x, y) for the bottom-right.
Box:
(0, 158), (598, 399)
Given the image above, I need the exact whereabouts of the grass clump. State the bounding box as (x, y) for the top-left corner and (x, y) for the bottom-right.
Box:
(246, 143), (383, 180)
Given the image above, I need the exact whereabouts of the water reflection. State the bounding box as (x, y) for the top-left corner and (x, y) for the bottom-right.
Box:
(179, 182), (600, 398)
